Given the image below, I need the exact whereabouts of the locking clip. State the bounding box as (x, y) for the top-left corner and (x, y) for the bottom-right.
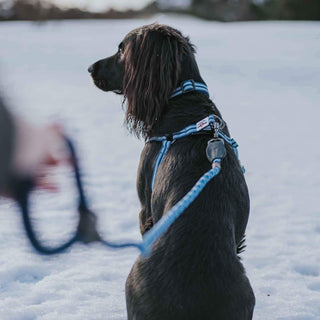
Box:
(206, 138), (226, 165)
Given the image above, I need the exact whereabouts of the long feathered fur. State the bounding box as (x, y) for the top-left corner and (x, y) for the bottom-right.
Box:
(123, 24), (195, 138)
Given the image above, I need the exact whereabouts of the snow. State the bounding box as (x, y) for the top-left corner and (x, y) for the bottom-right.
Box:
(0, 14), (320, 319)
(157, 0), (191, 10)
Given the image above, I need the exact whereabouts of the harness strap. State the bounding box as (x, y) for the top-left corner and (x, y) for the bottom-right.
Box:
(149, 115), (217, 190)
(170, 80), (209, 99)
(151, 140), (172, 190)
(148, 113), (244, 191)
(147, 114), (216, 144)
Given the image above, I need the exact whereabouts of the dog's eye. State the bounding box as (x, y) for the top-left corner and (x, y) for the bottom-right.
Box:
(118, 43), (124, 54)
(118, 47), (125, 60)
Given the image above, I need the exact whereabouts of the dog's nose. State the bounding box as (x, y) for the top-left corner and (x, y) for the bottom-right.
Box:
(88, 64), (95, 74)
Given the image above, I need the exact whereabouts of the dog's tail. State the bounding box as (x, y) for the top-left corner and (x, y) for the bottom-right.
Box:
(237, 235), (246, 258)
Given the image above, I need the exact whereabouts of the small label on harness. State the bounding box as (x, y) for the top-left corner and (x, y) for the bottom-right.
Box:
(196, 117), (210, 131)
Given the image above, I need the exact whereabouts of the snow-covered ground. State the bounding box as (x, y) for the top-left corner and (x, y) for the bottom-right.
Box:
(0, 15), (319, 320)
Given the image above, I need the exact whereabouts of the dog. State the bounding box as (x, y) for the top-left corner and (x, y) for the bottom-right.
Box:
(88, 23), (255, 320)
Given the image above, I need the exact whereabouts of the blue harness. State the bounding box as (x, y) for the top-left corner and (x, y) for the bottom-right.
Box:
(131, 80), (243, 255)
(148, 114), (241, 191)
(92, 80), (243, 256)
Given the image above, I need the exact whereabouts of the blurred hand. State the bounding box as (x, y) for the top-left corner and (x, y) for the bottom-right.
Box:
(12, 119), (69, 192)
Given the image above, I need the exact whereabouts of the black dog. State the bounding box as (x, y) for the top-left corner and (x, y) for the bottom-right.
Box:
(88, 24), (255, 320)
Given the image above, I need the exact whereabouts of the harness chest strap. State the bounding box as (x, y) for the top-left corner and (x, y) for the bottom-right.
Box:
(148, 114), (243, 191)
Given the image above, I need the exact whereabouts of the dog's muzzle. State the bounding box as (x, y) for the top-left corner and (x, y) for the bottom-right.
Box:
(93, 79), (109, 91)
(88, 64), (95, 74)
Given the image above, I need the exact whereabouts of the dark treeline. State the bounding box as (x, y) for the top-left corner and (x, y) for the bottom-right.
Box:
(0, 0), (158, 21)
(186, 0), (320, 21)
(250, 0), (320, 21)
(0, 0), (319, 22)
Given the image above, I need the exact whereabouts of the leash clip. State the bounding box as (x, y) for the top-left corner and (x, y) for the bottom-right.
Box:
(214, 122), (220, 138)
(210, 121), (220, 138)
(206, 138), (226, 164)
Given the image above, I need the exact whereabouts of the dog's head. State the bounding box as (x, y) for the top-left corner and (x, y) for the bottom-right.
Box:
(88, 24), (199, 137)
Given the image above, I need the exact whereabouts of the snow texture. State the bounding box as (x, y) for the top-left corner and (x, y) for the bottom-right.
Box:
(0, 15), (320, 320)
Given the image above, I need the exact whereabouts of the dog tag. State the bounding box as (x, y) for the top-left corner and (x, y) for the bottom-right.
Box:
(206, 138), (226, 163)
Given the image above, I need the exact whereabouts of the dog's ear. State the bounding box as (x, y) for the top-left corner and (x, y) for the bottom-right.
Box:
(123, 25), (188, 138)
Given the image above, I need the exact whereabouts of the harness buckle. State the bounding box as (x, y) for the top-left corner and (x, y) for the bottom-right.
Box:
(165, 133), (173, 141)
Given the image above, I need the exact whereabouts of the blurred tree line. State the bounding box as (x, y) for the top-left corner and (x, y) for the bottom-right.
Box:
(0, 0), (319, 21)
(251, 0), (320, 20)
(188, 0), (320, 21)
(0, 0), (157, 21)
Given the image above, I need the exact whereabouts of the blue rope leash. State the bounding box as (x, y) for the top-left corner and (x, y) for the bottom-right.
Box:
(99, 159), (221, 256)
(140, 159), (221, 256)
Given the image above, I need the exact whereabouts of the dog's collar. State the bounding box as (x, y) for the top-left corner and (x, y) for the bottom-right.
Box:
(170, 80), (209, 99)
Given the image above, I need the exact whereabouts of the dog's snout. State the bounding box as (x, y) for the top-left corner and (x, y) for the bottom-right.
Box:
(88, 64), (95, 74)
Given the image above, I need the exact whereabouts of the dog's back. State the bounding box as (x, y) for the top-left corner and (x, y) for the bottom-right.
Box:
(126, 98), (255, 320)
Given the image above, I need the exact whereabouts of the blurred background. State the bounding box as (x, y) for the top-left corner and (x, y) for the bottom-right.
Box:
(0, 1), (319, 320)
(0, 0), (320, 21)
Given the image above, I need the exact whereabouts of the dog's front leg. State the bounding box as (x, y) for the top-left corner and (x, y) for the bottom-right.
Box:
(136, 145), (155, 235)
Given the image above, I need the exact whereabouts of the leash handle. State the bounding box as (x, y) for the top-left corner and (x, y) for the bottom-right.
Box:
(14, 136), (142, 255)
(14, 176), (78, 254)
(14, 137), (100, 254)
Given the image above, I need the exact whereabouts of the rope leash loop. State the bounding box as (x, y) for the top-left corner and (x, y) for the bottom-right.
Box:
(14, 137), (144, 255)
(14, 177), (78, 255)
(14, 137), (101, 255)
